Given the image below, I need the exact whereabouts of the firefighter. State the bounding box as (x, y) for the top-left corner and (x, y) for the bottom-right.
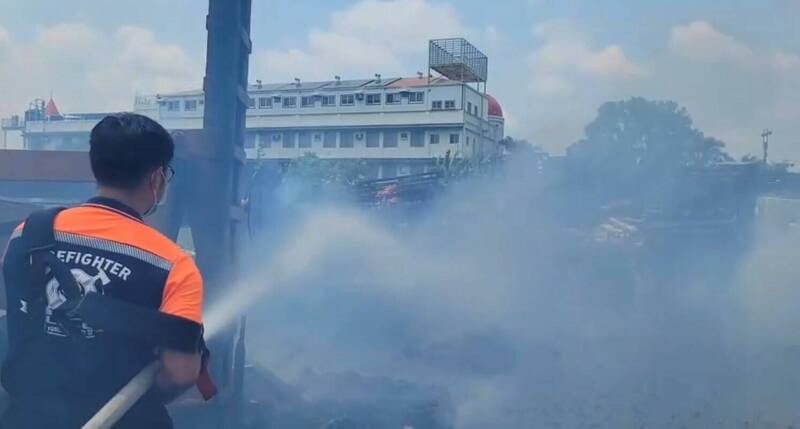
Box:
(1, 113), (207, 428)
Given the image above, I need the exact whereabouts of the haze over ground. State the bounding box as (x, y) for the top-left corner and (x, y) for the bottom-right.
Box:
(225, 158), (800, 428)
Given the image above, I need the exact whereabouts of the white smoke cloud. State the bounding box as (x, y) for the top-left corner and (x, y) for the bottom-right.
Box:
(531, 20), (648, 86)
(88, 26), (201, 109)
(772, 50), (800, 72)
(0, 23), (200, 118)
(670, 20), (755, 65)
(660, 21), (800, 159)
(518, 20), (647, 150)
(0, 26), (10, 64)
(230, 159), (800, 428)
(516, 18), (800, 161)
(253, 0), (464, 82)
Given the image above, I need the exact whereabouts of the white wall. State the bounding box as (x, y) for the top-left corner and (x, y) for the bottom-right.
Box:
(245, 126), (465, 160)
(1, 130), (24, 149)
(20, 82), (504, 159)
(152, 84), (468, 122)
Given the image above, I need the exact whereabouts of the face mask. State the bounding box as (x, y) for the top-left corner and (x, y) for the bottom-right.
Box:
(142, 169), (167, 218)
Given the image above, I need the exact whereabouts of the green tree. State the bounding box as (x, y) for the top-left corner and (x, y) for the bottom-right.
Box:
(567, 97), (732, 196)
(285, 152), (367, 186)
(499, 136), (549, 173)
(500, 136), (549, 159)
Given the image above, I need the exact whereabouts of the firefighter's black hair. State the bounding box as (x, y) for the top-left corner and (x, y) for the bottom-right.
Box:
(89, 112), (174, 190)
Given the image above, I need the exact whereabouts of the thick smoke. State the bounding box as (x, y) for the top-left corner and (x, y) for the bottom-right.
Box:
(225, 158), (800, 428)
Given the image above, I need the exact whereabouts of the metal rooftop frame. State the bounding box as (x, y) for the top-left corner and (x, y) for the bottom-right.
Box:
(428, 38), (488, 83)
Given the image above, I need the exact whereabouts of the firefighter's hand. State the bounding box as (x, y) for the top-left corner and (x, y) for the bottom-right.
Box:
(155, 349), (201, 403)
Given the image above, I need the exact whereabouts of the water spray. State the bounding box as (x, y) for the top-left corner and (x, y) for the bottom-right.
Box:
(82, 210), (397, 428)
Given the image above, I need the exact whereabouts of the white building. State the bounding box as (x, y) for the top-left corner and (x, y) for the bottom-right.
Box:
(2, 39), (505, 179)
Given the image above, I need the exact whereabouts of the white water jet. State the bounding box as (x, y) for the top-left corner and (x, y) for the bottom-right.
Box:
(206, 208), (399, 338)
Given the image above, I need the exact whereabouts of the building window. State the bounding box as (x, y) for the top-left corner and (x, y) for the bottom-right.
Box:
(399, 132), (409, 141)
(383, 131), (398, 148)
(340, 94), (355, 106)
(429, 134), (440, 144)
(431, 101), (443, 110)
(449, 133), (459, 144)
(301, 96), (314, 107)
(467, 101), (472, 115)
(323, 131), (337, 148)
(474, 105), (479, 116)
(409, 92), (424, 103)
(386, 93), (401, 104)
(166, 100), (180, 111)
(185, 100), (198, 111)
(282, 97), (297, 108)
(248, 97), (256, 109)
(410, 130), (424, 147)
(366, 131), (380, 148)
(282, 131), (295, 148)
(259, 97), (272, 108)
(321, 95), (336, 106)
(298, 131), (312, 148)
(366, 93), (381, 105)
(244, 132), (256, 149)
(340, 131), (354, 148)
(259, 132), (271, 148)
(397, 165), (411, 177)
(445, 100), (456, 110)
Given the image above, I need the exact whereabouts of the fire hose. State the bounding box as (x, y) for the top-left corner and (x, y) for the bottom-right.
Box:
(81, 361), (162, 429)
(80, 332), (219, 429)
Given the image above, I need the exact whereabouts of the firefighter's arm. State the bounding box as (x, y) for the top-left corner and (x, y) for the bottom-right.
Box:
(157, 254), (204, 397)
(156, 349), (201, 401)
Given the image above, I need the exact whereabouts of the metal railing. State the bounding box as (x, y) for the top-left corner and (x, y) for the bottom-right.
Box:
(429, 38), (488, 82)
(1, 116), (23, 130)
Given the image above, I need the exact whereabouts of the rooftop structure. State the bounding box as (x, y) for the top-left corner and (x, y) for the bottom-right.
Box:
(428, 38), (488, 83)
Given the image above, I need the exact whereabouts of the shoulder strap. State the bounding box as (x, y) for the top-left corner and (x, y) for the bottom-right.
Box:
(10, 207), (67, 329)
(22, 207), (67, 253)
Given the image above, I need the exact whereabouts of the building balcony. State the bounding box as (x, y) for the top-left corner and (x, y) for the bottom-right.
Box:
(1, 116), (24, 131)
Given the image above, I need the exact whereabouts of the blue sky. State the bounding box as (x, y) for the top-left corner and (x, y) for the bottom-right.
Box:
(1, 0), (798, 158)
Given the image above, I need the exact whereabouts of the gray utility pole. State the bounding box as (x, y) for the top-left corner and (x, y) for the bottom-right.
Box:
(762, 129), (773, 164)
(193, 1), (251, 427)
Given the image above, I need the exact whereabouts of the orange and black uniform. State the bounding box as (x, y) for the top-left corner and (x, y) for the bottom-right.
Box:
(1, 197), (203, 429)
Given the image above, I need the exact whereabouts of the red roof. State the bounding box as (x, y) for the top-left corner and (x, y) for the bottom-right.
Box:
(486, 94), (503, 118)
(45, 98), (61, 118)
